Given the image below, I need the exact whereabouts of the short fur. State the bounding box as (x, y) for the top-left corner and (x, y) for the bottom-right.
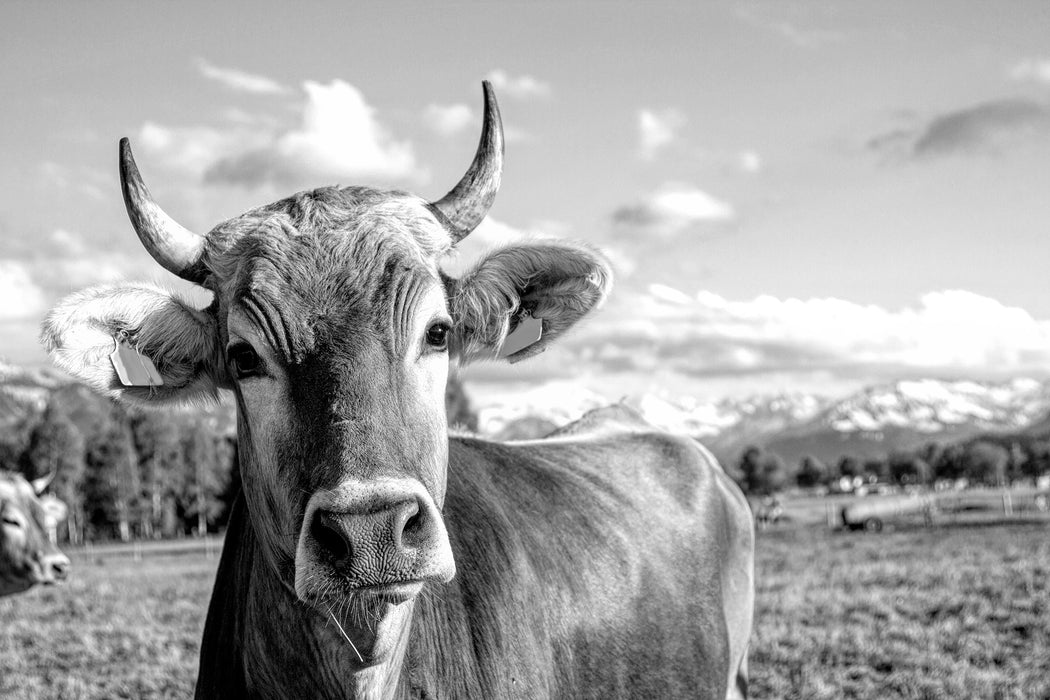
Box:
(198, 427), (754, 699)
(43, 156), (753, 700)
(0, 472), (70, 597)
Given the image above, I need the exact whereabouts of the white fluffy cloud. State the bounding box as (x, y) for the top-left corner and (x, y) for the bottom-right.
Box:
(738, 150), (763, 173)
(195, 58), (289, 95)
(638, 108), (685, 159)
(575, 287), (1050, 378)
(486, 70), (551, 99)
(142, 80), (420, 187)
(0, 260), (46, 321)
(612, 182), (735, 236)
(423, 103), (474, 136)
(1010, 58), (1050, 84)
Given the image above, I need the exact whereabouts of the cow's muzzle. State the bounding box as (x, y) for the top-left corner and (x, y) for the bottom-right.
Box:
(295, 478), (455, 599)
(38, 551), (70, 585)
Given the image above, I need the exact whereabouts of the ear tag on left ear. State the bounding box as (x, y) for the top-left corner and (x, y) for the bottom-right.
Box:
(110, 339), (164, 387)
(497, 310), (543, 359)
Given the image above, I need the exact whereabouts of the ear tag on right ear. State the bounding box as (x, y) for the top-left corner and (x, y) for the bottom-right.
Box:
(497, 310), (543, 359)
(110, 339), (164, 387)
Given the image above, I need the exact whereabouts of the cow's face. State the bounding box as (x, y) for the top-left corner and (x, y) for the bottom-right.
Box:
(212, 193), (458, 653)
(41, 83), (611, 663)
(0, 474), (70, 597)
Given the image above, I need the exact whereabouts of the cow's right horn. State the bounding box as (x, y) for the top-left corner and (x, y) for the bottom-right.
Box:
(429, 81), (504, 243)
(119, 138), (209, 283)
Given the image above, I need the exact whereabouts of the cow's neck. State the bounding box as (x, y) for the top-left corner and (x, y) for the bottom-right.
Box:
(209, 494), (421, 699)
(247, 517), (419, 699)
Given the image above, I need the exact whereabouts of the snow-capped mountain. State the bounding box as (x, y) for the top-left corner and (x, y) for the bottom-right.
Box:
(473, 377), (1050, 464)
(474, 381), (825, 444)
(821, 378), (1050, 434)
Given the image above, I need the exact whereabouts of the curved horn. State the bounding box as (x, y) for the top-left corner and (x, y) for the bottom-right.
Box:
(430, 81), (504, 242)
(119, 138), (209, 283)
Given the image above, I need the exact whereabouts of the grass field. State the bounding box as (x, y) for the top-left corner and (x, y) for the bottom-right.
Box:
(751, 522), (1050, 700)
(1, 523), (1048, 699)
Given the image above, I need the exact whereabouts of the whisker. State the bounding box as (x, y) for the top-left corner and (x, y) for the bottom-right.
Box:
(327, 605), (364, 664)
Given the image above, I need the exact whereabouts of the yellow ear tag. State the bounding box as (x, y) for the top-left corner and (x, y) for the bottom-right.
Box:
(110, 339), (164, 387)
(497, 310), (543, 359)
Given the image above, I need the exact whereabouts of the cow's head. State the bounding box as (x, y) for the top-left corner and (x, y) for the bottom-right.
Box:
(41, 83), (610, 661)
(0, 472), (70, 596)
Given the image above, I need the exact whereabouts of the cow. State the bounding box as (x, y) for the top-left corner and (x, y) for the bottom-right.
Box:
(41, 82), (754, 699)
(0, 471), (70, 596)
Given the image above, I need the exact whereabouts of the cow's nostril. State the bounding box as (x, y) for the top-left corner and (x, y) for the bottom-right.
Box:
(395, 499), (424, 549)
(311, 512), (351, 563)
(404, 509), (422, 535)
(50, 558), (70, 580)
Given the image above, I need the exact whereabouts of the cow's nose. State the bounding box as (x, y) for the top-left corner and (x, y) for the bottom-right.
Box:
(308, 496), (452, 585)
(43, 553), (70, 582)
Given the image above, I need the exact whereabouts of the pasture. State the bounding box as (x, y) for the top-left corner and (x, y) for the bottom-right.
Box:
(1, 524), (1047, 699)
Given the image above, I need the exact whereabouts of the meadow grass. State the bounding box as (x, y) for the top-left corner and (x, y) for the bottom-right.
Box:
(751, 522), (1050, 700)
(0, 551), (215, 700)
(1, 523), (1047, 698)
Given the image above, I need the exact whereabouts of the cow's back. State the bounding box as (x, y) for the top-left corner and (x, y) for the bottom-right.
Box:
(409, 425), (754, 699)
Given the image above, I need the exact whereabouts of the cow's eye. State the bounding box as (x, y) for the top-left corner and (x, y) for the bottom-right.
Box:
(2, 517), (21, 528)
(424, 322), (450, 351)
(228, 342), (262, 378)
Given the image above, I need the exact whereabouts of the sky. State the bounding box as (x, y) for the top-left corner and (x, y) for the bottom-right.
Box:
(4, 1), (1050, 403)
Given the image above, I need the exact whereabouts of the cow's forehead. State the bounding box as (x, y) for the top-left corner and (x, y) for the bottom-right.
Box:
(0, 474), (33, 509)
(209, 187), (451, 360)
(205, 186), (451, 280)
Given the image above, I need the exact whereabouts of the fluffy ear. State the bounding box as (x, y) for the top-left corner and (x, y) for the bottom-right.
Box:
(40, 283), (225, 406)
(448, 240), (612, 363)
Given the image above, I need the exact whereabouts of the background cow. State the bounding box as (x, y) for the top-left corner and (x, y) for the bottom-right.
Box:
(0, 471), (70, 597)
(42, 83), (754, 699)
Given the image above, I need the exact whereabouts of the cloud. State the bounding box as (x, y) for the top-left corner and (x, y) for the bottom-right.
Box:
(870, 99), (1050, 159)
(1010, 58), (1050, 84)
(39, 162), (107, 200)
(638, 108), (685, 159)
(568, 288), (1050, 379)
(612, 182), (735, 237)
(0, 260), (46, 321)
(139, 122), (264, 176)
(486, 70), (551, 100)
(138, 80), (420, 188)
(737, 150), (763, 174)
(423, 103), (474, 136)
(195, 58), (289, 95)
(734, 5), (845, 49)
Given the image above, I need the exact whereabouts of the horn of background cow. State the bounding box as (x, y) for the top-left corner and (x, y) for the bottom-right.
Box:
(430, 81), (504, 242)
(30, 471), (55, 496)
(119, 138), (210, 283)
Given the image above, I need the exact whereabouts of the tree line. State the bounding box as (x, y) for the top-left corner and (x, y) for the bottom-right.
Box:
(1, 383), (237, 544)
(734, 437), (1050, 496)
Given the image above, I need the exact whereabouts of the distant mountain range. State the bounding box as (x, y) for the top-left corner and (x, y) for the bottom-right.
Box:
(475, 378), (1050, 467)
(6, 358), (1050, 470)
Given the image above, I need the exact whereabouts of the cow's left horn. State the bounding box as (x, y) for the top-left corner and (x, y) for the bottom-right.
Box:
(119, 138), (209, 283)
(430, 81), (504, 242)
